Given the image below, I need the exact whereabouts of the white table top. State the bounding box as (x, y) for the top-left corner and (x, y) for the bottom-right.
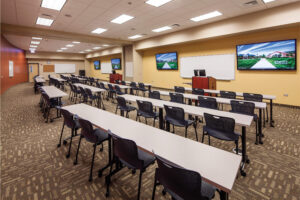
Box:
(62, 103), (241, 193)
(49, 76), (66, 82)
(101, 81), (131, 89)
(74, 83), (105, 93)
(41, 86), (67, 98)
(121, 94), (253, 127)
(155, 90), (266, 109)
(183, 87), (276, 100)
(35, 77), (45, 83)
(125, 81), (152, 87)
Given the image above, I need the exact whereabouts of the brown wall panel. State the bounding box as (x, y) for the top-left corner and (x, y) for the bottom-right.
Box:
(1, 35), (28, 94)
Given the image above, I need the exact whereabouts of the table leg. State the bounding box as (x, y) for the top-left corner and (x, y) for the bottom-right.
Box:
(240, 126), (249, 176)
(120, 110), (124, 117)
(259, 109), (263, 145)
(148, 85), (152, 92)
(98, 137), (112, 177)
(188, 98), (193, 120)
(220, 190), (229, 200)
(130, 88), (133, 95)
(270, 99), (274, 127)
(159, 108), (164, 130)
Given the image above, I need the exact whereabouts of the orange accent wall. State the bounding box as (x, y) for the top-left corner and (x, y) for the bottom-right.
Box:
(1, 35), (28, 94)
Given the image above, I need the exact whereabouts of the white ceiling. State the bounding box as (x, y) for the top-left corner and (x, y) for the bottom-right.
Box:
(1, 0), (299, 53)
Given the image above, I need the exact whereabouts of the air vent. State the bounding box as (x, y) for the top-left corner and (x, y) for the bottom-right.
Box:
(65, 14), (72, 18)
(244, 0), (258, 6)
(41, 13), (52, 18)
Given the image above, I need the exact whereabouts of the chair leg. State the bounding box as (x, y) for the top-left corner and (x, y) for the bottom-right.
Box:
(57, 122), (65, 147)
(201, 130), (205, 143)
(194, 124), (198, 141)
(126, 111), (129, 118)
(89, 144), (97, 182)
(172, 124), (175, 133)
(66, 129), (74, 158)
(137, 170), (143, 200)
(115, 106), (118, 114)
(151, 180), (157, 200)
(136, 114), (139, 121)
(74, 135), (82, 165)
(145, 118), (148, 125)
(185, 126), (188, 138)
(208, 135), (211, 145)
(153, 118), (155, 127)
(235, 140), (238, 154)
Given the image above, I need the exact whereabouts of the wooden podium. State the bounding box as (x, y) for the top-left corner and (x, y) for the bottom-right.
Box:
(110, 73), (122, 83)
(192, 76), (216, 90)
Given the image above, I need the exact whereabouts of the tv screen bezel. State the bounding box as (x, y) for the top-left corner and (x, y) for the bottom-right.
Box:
(111, 58), (121, 70)
(236, 39), (297, 71)
(94, 60), (101, 70)
(155, 52), (178, 70)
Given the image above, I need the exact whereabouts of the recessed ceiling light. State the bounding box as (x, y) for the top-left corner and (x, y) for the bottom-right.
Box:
(66, 44), (74, 47)
(72, 41), (80, 44)
(146, 0), (172, 7)
(36, 17), (54, 26)
(30, 45), (38, 48)
(103, 44), (110, 47)
(263, 0), (275, 3)
(32, 37), (42, 40)
(57, 50), (63, 52)
(152, 26), (172, 32)
(91, 28), (107, 34)
(41, 0), (66, 11)
(111, 14), (134, 24)
(129, 34), (142, 39)
(79, 51), (85, 53)
(31, 41), (40, 45)
(93, 47), (101, 50)
(61, 47), (67, 50)
(190, 11), (222, 22)
(85, 49), (92, 52)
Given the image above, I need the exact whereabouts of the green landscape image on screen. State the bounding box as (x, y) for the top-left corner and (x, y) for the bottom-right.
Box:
(237, 40), (296, 70)
(156, 52), (178, 70)
(111, 58), (121, 70)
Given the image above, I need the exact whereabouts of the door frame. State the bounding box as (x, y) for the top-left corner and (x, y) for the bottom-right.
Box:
(28, 63), (40, 82)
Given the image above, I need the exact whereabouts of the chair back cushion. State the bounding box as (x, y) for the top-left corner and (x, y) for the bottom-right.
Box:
(220, 91), (236, 99)
(198, 96), (218, 110)
(230, 100), (255, 115)
(204, 113), (235, 133)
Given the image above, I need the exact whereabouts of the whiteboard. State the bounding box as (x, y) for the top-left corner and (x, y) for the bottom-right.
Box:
(180, 54), (235, 80)
(101, 62), (112, 74)
(55, 64), (76, 73)
(125, 62), (133, 77)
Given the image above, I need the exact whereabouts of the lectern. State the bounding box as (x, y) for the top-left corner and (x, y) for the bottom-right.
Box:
(110, 73), (122, 83)
(192, 76), (216, 90)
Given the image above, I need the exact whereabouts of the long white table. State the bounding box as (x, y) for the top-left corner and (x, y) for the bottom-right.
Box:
(50, 75), (66, 82)
(125, 81), (152, 87)
(120, 94), (252, 176)
(35, 76), (45, 83)
(62, 103), (241, 199)
(154, 89), (266, 144)
(41, 86), (67, 99)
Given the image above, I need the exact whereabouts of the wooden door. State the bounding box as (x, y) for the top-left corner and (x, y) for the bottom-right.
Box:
(28, 63), (39, 82)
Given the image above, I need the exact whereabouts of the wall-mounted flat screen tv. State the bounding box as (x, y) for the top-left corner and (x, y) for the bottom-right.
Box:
(94, 60), (100, 70)
(156, 52), (178, 70)
(111, 58), (121, 70)
(237, 39), (296, 70)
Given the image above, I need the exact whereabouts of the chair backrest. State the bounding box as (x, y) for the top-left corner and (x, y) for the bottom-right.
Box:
(149, 91), (160, 100)
(99, 82), (106, 89)
(155, 154), (204, 200)
(230, 100), (255, 116)
(130, 82), (137, 88)
(121, 80), (126, 85)
(138, 82), (145, 89)
(192, 88), (204, 95)
(170, 92), (184, 104)
(85, 88), (93, 97)
(79, 86), (86, 95)
(137, 100), (154, 114)
(174, 86), (185, 93)
(115, 80), (120, 84)
(78, 118), (99, 143)
(243, 93), (263, 102)
(164, 105), (185, 122)
(198, 96), (218, 110)
(108, 84), (114, 91)
(61, 109), (77, 128)
(220, 91), (236, 99)
(204, 113), (235, 134)
(116, 96), (127, 108)
(115, 85), (122, 93)
(113, 136), (143, 169)
(95, 82), (101, 88)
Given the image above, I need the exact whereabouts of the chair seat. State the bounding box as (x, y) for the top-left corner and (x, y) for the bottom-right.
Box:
(139, 88), (147, 92)
(85, 128), (109, 143)
(120, 105), (136, 112)
(165, 116), (193, 127)
(137, 110), (158, 119)
(137, 148), (155, 168)
(203, 126), (240, 141)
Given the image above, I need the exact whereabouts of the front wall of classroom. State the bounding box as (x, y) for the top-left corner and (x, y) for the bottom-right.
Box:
(90, 54), (123, 81)
(142, 26), (300, 106)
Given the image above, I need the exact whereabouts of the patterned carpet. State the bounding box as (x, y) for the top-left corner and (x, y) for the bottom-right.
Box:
(1, 83), (299, 200)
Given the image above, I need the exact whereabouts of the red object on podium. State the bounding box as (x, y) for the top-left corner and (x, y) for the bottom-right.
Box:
(192, 76), (216, 95)
(110, 74), (122, 83)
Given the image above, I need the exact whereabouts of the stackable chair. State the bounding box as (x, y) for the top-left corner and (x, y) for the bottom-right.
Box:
(115, 85), (125, 95)
(174, 86), (185, 93)
(138, 83), (147, 97)
(130, 82), (139, 95)
(149, 91), (161, 100)
(243, 93), (268, 126)
(136, 100), (158, 126)
(115, 96), (136, 118)
(169, 92), (184, 104)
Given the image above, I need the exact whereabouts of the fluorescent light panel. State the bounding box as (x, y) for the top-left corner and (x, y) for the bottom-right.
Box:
(111, 14), (134, 24)
(191, 11), (222, 22)
(41, 0), (66, 11)
(146, 0), (172, 7)
(103, 44), (110, 47)
(31, 41), (40, 45)
(32, 37), (42, 40)
(263, 0), (275, 3)
(57, 50), (63, 52)
(85, 49), (92, 52)
(66, 44), (74, 47)
(30, 45), (38, 48)
(36, 17), (53, 26)
(129, 34), (142, 39)
(93, 47), (101, 50)
(72, 41), (80, 44)
(61, 47), (67, 50)
(152, 26), (171, 32)
(91, 28), (107, 34)
(79, 51), (84, 53)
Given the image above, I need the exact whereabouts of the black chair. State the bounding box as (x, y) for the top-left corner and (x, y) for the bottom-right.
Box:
(138, 83), (147, 97)
(85, 88), (99, 106)
(198, 96), (218, 110)
(174, 86), (185, 93)
(57, 109), (81, 158)
(164, 105), (198, 141)
(107, 84), (116, 100)
(105, 133), (155, 199)
(72, 85), (81, 103)
(115, 85), (124, 95)
(136, 100), (158, 126)
(220, 91), (236, 99)
(170, 92), (184, 104)
(79, 86), (88, 103)
(230, 100), (259, 144)
(115, 80), (120, 84)
(149, 91), (161, 100)
(121, 80), (126, 85)
(202, 113), (239, 153)
(243, 93), (268, 125)
(152, 154), (216, 200)
(99, 82), (109, 100)
(74, 119), (110, 181)
(115, 96), (136, 118)
(130, 82), (139, 95)
(42, 93), (62, 123)
(192, 88), (204, 95)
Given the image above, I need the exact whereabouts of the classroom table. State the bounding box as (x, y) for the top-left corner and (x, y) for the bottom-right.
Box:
(154, 89), (266, 144)
(62, 103), (242, 200)
(101, 81), (131, 93)
(35, 76), (46, 83)
(183, 87), (276, 127)
(125, 81), (152, 91)
(120, 94), (252, 176)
